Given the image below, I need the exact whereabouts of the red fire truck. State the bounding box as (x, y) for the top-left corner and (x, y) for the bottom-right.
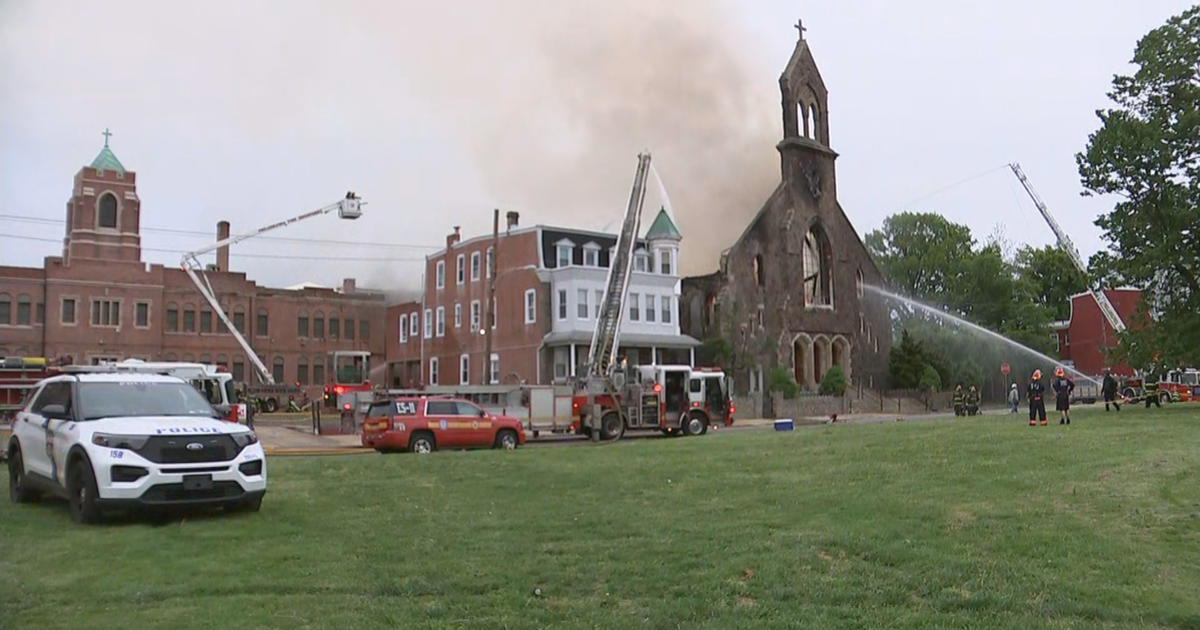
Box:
(0, 357), (60, 426)
(322, 350), (375, 412)
(1122, 369), (1198, 404)
(571, 364), (734, 440)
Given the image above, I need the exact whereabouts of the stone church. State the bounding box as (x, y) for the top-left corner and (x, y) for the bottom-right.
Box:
(681, 26), (891, 414)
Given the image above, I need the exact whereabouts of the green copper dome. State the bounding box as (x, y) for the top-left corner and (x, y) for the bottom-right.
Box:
(645, 208), (681, 240)
(90, 129), (125, 173)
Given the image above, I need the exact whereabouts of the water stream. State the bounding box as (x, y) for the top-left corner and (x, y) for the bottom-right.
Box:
(864, 284), (1102, 387)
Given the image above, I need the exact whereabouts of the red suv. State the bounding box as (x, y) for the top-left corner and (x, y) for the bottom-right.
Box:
(361, 396), (526, 454)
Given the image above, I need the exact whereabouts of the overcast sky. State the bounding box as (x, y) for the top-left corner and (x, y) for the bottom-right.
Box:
(1, 1), (1192, 295)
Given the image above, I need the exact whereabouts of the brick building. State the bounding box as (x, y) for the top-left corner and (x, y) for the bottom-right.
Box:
(680, 28), (891, 414)
(1052, 288), (1142, 377)
(384, 212), (698, 387)
(0, 137), (387, 394)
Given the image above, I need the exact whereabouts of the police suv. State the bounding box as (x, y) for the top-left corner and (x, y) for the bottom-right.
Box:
(6, 372), (266, 523)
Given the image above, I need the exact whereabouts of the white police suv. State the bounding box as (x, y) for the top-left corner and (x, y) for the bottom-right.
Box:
(6, 372), (266, 523)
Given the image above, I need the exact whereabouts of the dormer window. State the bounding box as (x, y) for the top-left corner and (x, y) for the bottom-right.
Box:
(633, 250), (649, 272)
(582, 242), (600, 267)
(555, 239), (575, 268)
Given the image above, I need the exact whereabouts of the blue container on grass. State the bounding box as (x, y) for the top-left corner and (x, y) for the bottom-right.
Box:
(774, 419), (794, 431)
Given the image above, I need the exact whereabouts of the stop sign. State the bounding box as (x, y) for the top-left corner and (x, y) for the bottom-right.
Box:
(1000, 362), (1011, 375)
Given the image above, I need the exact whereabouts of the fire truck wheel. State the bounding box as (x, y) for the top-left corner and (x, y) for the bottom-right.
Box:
(1122, 387), (1136, 399)
(1161, 392), (1172, 405)
(600, 411), (625, 440)
(8, 446), (41, 503)
(495, 429), (519, 450)
(683, 413), (707, 437)
(409, 432), (436, 454)
(264, 397), (279, 413)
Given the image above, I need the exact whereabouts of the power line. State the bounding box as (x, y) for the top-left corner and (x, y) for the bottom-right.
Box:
(0, 214), (440, 249)
(0, 233), (426, 262)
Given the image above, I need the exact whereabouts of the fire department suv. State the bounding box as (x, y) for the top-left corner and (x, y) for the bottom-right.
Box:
(361, 396), (526, 453)
(6, 373), (267, 523)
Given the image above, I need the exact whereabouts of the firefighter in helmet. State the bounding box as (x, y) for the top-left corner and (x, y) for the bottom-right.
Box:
(1144, 371), (1162, 408)
(952, 384), (965, 417)
(1101, 368), (1121, 412)
(1051, 366), (1075, 424)
(965, 385), (980, 416)
(1028, 369), (1047, 426)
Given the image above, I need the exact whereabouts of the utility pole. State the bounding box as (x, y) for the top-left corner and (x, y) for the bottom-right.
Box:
(483, 209), (499, 384)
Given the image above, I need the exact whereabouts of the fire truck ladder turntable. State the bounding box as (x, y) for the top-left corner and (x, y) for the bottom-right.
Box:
(1009, 163), (1127, 334)
(179, 192), (364, 385)
(580, 153), (652, 441)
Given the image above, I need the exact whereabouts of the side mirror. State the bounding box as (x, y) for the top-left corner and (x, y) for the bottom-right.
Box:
(40, 404), (67, 419)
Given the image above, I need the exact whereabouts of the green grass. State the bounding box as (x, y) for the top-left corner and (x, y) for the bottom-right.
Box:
(3, 406), (1200, 629)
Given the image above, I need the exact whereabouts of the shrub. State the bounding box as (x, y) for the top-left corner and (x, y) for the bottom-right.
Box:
(819, 365), (848, 396)
(768, 366), (799, 399)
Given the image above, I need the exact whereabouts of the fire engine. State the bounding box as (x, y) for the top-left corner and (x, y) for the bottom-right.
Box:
(571, 153), (732, 441)
(322, 350), (374, 411)
(1, 357), (58, 425)
(1122, 369), (1198, 403)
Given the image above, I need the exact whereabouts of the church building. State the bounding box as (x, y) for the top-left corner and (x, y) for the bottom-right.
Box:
(681, 25), (891, 415)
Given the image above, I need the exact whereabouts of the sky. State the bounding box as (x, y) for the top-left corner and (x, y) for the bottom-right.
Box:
(1, 0), (1193, 296)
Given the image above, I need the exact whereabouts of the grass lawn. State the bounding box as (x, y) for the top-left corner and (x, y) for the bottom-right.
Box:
(3, 406), (1200, 629)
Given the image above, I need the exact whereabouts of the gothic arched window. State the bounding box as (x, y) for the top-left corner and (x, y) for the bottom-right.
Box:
(98, 193), (118, 228)
(803, 226), (833, 307)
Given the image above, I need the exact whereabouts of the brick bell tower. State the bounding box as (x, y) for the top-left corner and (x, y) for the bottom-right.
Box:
(63, 129), (142, 264)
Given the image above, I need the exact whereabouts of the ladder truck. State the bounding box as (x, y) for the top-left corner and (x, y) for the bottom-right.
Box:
(574, 154), (734, 441)
(180, 192), (364, 392)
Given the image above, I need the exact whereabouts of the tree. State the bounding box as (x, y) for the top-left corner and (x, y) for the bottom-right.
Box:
(917, 364), (942, 394)
(1014, 246), (1089, 321)
(865, 212), (976, 302)
(1077, 6), (1200, 366)
(819, 365), (847, 396)
(768, 366), (799, 399)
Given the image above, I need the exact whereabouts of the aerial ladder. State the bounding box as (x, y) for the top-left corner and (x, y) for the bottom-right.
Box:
(579, 152), (652, 441)
(180, 192), (364, 385)
(1009, 163), (1126, 333)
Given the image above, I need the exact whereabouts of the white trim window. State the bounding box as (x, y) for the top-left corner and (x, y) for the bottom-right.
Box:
(659, 249), (673, 275)
(436, 261), (445, 289)
(470, 300), (481, 332)
(486, 247), (494, 278)
(399, 314), (408, 343)
(456, 254), (465, 285)
(454, 303), (462, 328)
(410, 312), (419, 337)
(557, 290), (567, 320)
(424, 308), (433, 338)
(634, 251), (649, 272)
(583, 242), (600, 267)
(628, 293), (640, 322)
(134, 300), (151, 329)
(436, 306), (445, 336)
(577, 289), (589, 319)
(91, 298), (121, 328)
(594, 290), (602, 318)
(524, 289), (536, 324)
(489, 353), (499, 385)
(429, 357), (439, 385)
(459, 354), (470, 385)
(471, 252), (481, 281)
(645, 294), (656, 323)
(662, 296), (672, 324)
(555, 239), (574, 268)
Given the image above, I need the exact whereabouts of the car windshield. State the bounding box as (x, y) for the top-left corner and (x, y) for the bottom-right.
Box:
(79, 382), (219, 420)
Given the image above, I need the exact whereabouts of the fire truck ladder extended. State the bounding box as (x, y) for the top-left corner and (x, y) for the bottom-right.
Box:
(180, 192), (364, 385)
(587, 153), (652, 377)
(1009, 163), (1126, 333)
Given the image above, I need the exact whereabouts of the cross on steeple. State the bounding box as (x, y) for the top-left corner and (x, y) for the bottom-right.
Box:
(794, 18), (806, 41)
(101, 128), (112, 147)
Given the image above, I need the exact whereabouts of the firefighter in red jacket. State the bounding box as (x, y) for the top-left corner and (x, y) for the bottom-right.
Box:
(1028, 369), (1047, 426)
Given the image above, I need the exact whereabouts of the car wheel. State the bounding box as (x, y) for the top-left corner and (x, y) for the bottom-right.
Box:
(409, 432), (436, 454)
(8, 447), (40, 503)
(1161, 393), (1172, 404)
(683, 413), (707, 437)
(495, 429), (519, 450)
(600, 411), (625, 441)
(67, 456), (102, 524)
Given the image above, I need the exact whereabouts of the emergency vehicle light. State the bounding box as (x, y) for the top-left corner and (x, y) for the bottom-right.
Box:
(334, 386), (345, 394)
(343, 403), (352, 410)
(653, 383), (662, 393)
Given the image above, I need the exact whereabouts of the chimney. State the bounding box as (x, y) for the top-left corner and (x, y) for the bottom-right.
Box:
(216, 221), (230, 271)
(342, 278), (356, 294)
(506, 211), (520, 232)
(446, 225), (461, 249)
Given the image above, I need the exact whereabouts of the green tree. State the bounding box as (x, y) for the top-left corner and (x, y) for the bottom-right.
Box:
(918, 364), (942, 394)
(819, 365), (847, 396)
(768, 366), (799, 399)
(1077, 6), (1200, 366)
(1014, 246), (1089, 321)
(864, 212), (976, 302)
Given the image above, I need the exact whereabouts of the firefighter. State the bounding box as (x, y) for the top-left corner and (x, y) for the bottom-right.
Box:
(1051, 366), (1075, 424)
(952, 384), (965, 417)
(1028, 369), (1047, 426)
(965, 385), (980, 416)
(1144, 372), (1162, 408)
(1007, 383), (1020, 413)
(1102, 369), (1120, 412)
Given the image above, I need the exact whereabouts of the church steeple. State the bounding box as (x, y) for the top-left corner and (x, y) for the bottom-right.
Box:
(63, 130), (141, 264)
(776, 21), (838, 203)
(90, 128), (126, 174)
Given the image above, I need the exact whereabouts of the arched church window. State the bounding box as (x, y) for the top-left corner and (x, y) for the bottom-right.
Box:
(856, 268), (864, 297)
(802, 226), (833, 306)
(797, 102), (809, 138)
(753, 255), (765, 287)
(98, 193), (118, 228)
(810, 101), (821, 143)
